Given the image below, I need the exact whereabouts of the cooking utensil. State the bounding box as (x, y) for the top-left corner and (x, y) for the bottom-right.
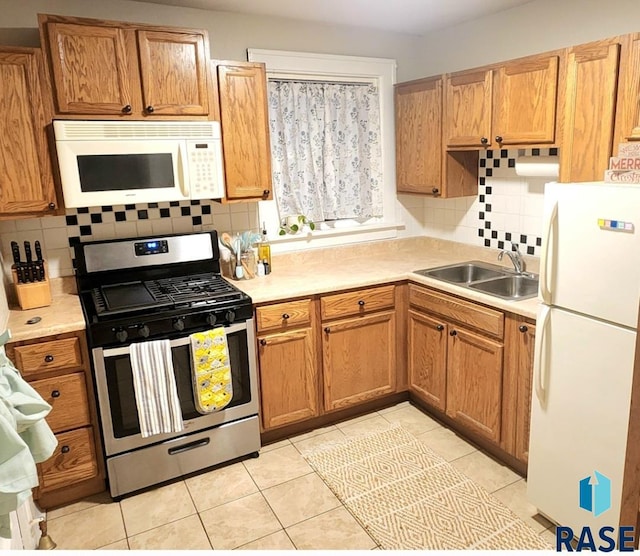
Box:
(220, 232), (235, 254)
(24, 241), (33, 282)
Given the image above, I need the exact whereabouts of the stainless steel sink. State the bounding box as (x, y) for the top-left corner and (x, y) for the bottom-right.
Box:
(468, 274), (539, 300)
(413, 261), (539, 301)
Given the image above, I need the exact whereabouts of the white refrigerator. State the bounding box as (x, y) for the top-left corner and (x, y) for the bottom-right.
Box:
(527, 182), (640, 533)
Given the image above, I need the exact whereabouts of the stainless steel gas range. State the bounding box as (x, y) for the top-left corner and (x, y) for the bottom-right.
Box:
(74, 231), (260, 498)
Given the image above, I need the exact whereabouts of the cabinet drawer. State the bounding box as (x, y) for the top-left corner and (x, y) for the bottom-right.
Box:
(39, 427), (98, 493)
(321, 285), (395, 320)
(409, 285), (504, 339)
(256, 299), (312, 333)
(13, 337), (83, 377)
(30, 373), (91, 433)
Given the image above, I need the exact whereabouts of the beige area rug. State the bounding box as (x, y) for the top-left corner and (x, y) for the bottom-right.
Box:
(305, 426), (551, 550)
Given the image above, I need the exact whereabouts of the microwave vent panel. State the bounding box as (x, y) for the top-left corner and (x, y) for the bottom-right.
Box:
(53, 120), (221, 141)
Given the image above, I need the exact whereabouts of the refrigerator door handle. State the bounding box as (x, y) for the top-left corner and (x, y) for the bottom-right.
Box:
(539, 200), (558, 304)
(534, 304), (551, 403)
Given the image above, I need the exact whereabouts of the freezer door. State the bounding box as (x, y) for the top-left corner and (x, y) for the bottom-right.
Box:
(540, 182), (640, 328)
(527, 306), (637, 533)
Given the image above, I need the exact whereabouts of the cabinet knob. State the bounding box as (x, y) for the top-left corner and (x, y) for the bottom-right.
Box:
(61, 445), (70, 454)
(480, 137), (489, 145)
(519, 324), (529, 333)
(145, 105), (155, 113)
(259, 339), (267, 346)
(48, 202), (56, 210)
(495, 135), (503, 143)
(282, 313), (290, 320)
(431, 188), (440, 195)
(44, 354), (54, 363)
(122, 104), (132, 114)
(262, 190), (270, 197)
(51, 390), (60, 398)
(449, 330), (457, 336)
(324, 327), (331, 334)
(436, 324), (444, 331)
(358, 300), (365, 306)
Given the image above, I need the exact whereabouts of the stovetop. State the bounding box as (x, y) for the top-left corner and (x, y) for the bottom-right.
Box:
(74, 232), (253, 347)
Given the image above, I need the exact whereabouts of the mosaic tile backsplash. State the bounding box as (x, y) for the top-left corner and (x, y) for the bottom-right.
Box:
(0, 147), (551, 280)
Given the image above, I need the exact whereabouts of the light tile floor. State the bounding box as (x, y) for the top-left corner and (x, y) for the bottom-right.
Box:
(46, 402), (555, 550)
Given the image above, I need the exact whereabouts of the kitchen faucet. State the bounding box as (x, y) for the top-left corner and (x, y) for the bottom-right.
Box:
(498, 243), (525, 274)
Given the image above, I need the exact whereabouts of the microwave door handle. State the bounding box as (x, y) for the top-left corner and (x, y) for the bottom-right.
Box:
(176, 143), (190, 198)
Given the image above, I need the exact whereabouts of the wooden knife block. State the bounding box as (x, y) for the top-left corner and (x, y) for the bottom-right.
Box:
(12, 262), (52, 310)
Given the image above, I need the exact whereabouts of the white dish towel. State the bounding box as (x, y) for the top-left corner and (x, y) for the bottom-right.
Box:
(129, 339), (184, 438)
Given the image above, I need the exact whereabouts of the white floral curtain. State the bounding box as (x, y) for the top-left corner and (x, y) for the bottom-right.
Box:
(267, 80), (383, 223)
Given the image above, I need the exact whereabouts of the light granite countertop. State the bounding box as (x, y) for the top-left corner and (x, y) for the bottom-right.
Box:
(6, 236), (540, 343)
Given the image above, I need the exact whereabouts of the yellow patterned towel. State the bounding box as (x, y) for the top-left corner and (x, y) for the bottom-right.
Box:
(190, 328), (233, 414)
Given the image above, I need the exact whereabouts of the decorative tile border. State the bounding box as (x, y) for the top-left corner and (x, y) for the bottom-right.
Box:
(477, 148), (555, 257)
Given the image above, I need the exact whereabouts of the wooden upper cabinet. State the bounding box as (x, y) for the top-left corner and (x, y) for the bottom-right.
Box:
(137, 30), (209, 115)
(614, 33), (640, 149)
(38, 14), (211, 119)
(444, 68), (492, 148)
(559, 39), (621, 182)
(395, 76), (443, 194)
(216, 61), (273, 201)
(0, 47), (59, 218)
(395, 76), (478, 198)
(492, 53), (560, 146)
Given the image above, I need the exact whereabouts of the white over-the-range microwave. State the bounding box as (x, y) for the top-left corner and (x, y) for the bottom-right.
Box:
(53, 120), (226, 208)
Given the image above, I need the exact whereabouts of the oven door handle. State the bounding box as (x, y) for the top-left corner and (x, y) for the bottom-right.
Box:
(100, 320), (249, 357)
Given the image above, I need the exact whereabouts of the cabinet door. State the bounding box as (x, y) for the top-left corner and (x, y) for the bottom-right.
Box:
(446, 327), (504, 443)
(137, 30), (209, 116)
(444, 68), (492, 148)
(514, 322), (535, 463)
(559, 40), (620, 182)
(614, 33), (640, 148)
(408, 310), (447, 412)
(395, 77), (442, 194)
(258, 328), (319, 429)
(323, 311), (396, 411)
(492, 53), (559, 146)
(44, 22), (136, 115)
(0, 48), (58, 216)
(217, 62), (273, 201)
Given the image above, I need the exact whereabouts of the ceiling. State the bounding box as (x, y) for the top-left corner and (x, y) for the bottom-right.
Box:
(132, 0), (536, 35)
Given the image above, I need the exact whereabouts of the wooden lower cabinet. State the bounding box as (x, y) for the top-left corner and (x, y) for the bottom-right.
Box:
(408, 310), (447, 412)
(323, 310), (397, 411)
(6, 330), (105, 508)
(258, 326), (319, 429)
(445, 326), (504, 444)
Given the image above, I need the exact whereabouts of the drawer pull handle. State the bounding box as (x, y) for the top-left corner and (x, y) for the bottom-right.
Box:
(44, 354), (54, 363)
(358, 300), (365, 306)
(450, 330), (457, 336)
(519, 324), (529, 333)
(282, 313), (290, 320)
(259, 339), (267, 346)
(61, 445), (70, 454)
(436, 324), (444, 331)
(324, 327), (331, 334)
(168, 437), (210, 455)
(51, 390), (61, 398)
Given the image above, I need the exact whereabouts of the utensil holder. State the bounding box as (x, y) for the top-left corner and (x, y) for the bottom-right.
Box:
(12, 262), (52, 310)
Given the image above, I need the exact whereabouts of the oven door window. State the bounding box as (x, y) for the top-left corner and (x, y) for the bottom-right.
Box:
(104, 329), (252, 439)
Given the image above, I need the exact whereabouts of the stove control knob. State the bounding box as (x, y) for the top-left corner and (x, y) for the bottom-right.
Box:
(115, 328), (128, 343)
(173, 318), (185, 332)
(139, 324), (150, 338)
(225, 310), (236, 324)
(206, 313), (218, 326)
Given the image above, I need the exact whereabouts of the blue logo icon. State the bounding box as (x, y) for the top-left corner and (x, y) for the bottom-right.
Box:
(579, 471), (611, 517)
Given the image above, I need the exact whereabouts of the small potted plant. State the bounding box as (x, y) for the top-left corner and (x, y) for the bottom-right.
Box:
(279, 215), (316, 235)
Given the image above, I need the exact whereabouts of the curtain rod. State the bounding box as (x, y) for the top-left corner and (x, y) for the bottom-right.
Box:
(268, 77), (375, 87)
